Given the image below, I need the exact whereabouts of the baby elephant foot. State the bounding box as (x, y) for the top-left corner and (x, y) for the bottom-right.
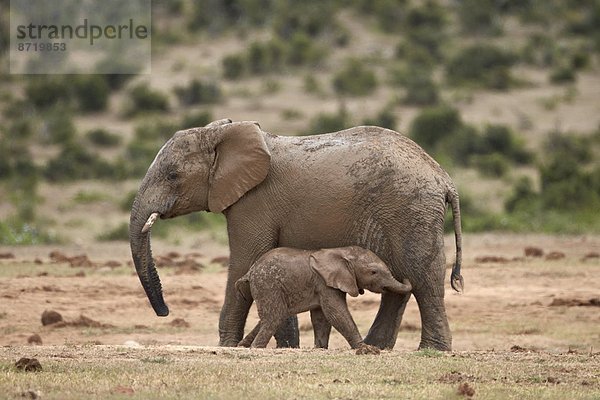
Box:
(355, 343), (381, 355)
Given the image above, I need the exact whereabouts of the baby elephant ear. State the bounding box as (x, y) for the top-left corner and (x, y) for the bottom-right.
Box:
(310, 249), (360, 297)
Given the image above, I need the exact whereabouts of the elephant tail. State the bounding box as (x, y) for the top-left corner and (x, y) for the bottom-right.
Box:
(235, 275), (253, 302)
(447, 186), (464, 293)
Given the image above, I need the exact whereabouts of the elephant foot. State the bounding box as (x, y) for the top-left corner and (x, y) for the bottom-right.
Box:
(418, 338), (452, 352)
(219, 338), (242, 347)
(355, 343), (381, 355)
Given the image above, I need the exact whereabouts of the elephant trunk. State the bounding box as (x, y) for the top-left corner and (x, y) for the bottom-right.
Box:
(129, 197), (169, 317)
(385, 279), (412, 295)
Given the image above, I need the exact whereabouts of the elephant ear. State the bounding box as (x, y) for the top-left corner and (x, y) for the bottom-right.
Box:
(208, 122), (271, 213)
(310, 249), (360, 297)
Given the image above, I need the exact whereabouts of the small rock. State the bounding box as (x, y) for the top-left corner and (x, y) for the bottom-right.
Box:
(210, 256), (230, 266)
(123, 340), (142, 348)
(34, 258), (43, 265)
(355, 344), (381, 355)
(545, 251), (565, 260)
(169, 318), (190, 328)
(104, 260), (122, 268)
(475, 255), (509, 263)
(27, 334), (42, 345)
(582, 252), (600, 261)
(49, 250), (69, 263)
(41, 310), (63, 326)
(457, 382), (475, 397)
(0, 252), (16, 259)
(524, 247), (544, 257)
(20, 389), (42, 399)
(166, 251), (181, 259)
(15, 358), (42, 372)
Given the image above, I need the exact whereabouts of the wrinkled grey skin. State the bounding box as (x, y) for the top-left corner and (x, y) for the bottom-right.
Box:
(129, 118), (463, 351)
(235, 246), (412, 349)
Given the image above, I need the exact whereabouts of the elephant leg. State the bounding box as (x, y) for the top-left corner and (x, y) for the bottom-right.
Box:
(219, 277), (253, 346)
(414, 291), (451, 351)
(310, 308), (332, 349)
(364, 291), (411, 349)
(251, 311), (289, 348)
(238, 322), (261, 347)
(320, 291), (363, 349)
(274, 316), (299, 348)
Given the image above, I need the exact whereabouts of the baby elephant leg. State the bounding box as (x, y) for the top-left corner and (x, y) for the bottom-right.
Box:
(320, 290), (364, 349)
(251, 308), (289, 348)
(238, 322), (261, 347)
(310, 308), (332, 349)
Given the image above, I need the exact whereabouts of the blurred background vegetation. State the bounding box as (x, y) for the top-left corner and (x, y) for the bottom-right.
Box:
(0, 0), (599, 244)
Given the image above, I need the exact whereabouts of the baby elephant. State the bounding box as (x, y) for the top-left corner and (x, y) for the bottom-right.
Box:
(235, 246), (412, 350)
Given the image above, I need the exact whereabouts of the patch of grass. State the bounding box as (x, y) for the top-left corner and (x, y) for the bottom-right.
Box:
(0, 220), (57, 245)
(0, 347), (597, 399)
(72, 190), (110, 205)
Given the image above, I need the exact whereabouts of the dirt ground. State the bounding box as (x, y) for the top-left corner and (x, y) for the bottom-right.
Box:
(1, 233), (599, 352)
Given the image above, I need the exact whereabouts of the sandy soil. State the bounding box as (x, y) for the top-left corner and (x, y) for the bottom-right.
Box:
(1, 233), (598, 353)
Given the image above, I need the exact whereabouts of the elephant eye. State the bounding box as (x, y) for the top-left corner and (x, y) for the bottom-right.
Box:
(167, 171), (178, 182)
(371, 270), (377, 275)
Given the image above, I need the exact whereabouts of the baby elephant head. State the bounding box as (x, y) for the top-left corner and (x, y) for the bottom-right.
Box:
(309, 246), (412, 297)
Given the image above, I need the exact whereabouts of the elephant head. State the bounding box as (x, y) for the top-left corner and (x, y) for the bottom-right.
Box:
(129, 119), (271, 316)
(309, 246), (412, 297)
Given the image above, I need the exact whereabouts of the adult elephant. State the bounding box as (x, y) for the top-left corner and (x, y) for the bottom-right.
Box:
(129, 118), (463, 351)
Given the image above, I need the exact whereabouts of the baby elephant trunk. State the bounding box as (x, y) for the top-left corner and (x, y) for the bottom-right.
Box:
(385, 278), (412, 295)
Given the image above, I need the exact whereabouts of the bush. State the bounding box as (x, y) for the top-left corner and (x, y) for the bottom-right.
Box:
(174, 79), (221, 106)
(505, 176), (537, 213)
(44, 141), (116, 182)
(363, 107), (397, 130)
(332, 59), (378, 97)
(402, 68), (439, 106)
(180, 110), (213, 129)
(222, 54), (246, 80)
(457, 0), (503, 35)
(472, 153), (510, 177)
(404, 1), (447, 60)
(72, 75), (110, 112)
(287, 32), (325, 66)
(481, 124), (532, 164)
(97, 222), (129, 241)
(446, 44), (516, 89)
(308, 107), (352, 134)
(127, 83), (169, 115)
(409, 105), (463, 151)
(43, 108), (76, 144)
(85, 128), (122, 148)
(25, 77), (71, 109)
(549, 65), (577, 84)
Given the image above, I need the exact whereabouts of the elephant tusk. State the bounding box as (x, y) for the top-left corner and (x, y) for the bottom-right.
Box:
(141, 212), (160, 234)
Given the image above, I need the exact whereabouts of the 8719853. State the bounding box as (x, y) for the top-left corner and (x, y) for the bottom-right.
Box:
(17, 42), (67, 51)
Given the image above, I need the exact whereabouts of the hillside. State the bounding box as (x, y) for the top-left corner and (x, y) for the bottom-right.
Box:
(1, 0), (600, 246)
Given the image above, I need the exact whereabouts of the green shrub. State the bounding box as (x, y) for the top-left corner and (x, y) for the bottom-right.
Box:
(308, 107), (352, 134)
(43, 108), (76, 144)
(174, 79), (221, 106)
(332, 59), (378, 97)
(85, 128), (122, 148)
(25, 77), (71, 109)
(72, 75), (110, 112)
(272, 0), (334, 39)
(481, 124), (532, 164)
(303, 74), (323, 94)
(0, 220), (56, 245)
(409, 105), (463, 151)
(363, 107), (397, 130)
(472, 153), (510, 177)
(446, 44), (516, 89)
(287, 32), (325, 66)
(505, 176), (538, 213)
(549, 65), (577, 84)
(180, 110), (213, 129)
(222, 54), (246, 80)
(97, 222), (130, 241)
(44, 141), (116, 181)
(127, 83), (169, 115)
(404, 1), (447, 60)
(402, 68), (439, 106)
(457, 0), (503, 35)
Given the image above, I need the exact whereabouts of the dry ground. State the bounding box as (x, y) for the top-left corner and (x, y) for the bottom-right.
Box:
(1, 233), (599, 398)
